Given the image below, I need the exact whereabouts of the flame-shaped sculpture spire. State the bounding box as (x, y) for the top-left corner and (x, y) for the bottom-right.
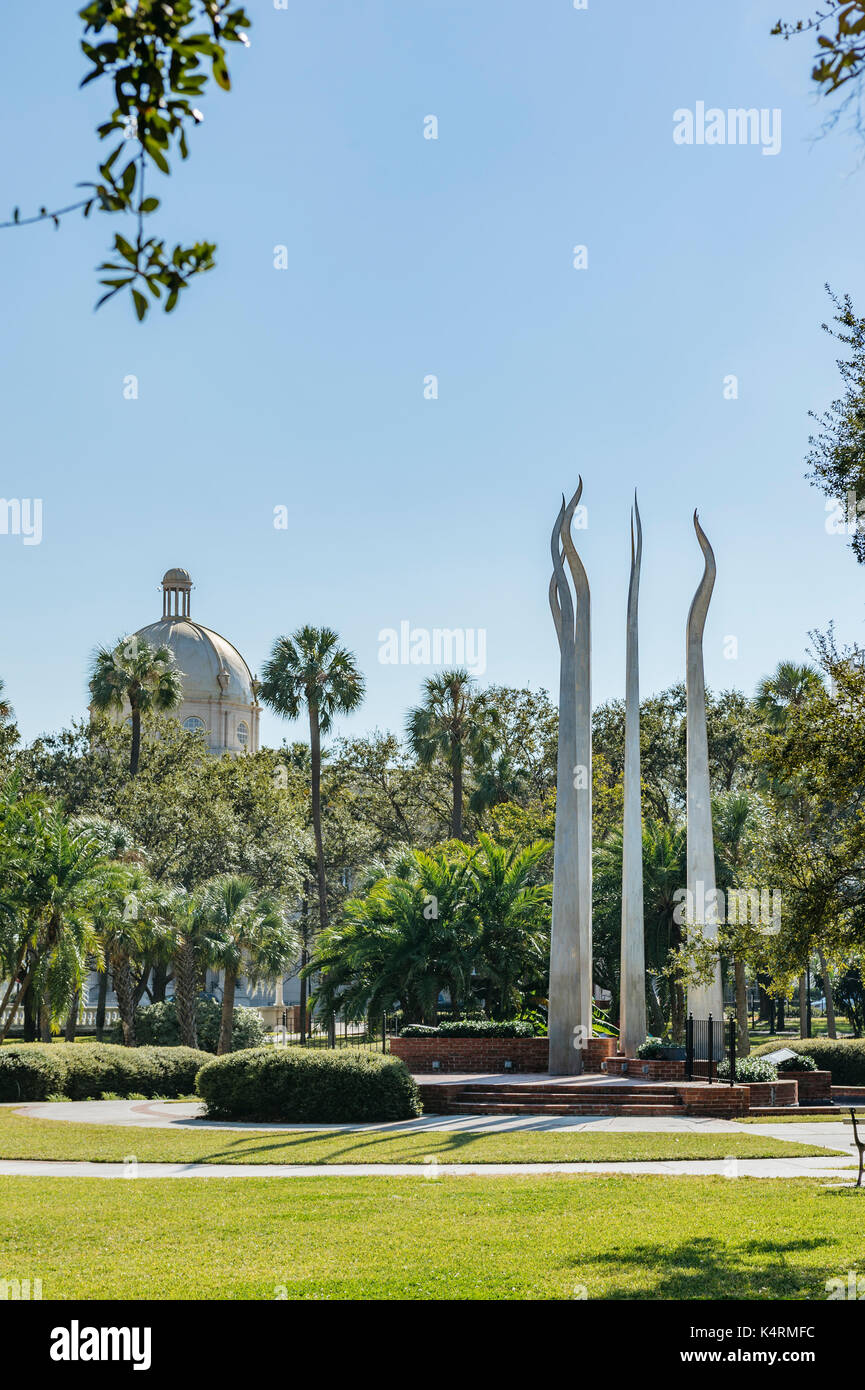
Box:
(620, 492), (646, 1057)
(548, 480), (592, 1073)
(686, 511), (724, 1024)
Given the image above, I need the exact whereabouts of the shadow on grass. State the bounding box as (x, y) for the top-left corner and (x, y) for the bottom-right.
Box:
(576, 1234), (838, 1300)
(184, 1127), (489, 1165)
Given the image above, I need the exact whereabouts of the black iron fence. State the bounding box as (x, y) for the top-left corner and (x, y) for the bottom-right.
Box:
(685, 1013), (737, 1086)
(270, 1009), (481, 1052)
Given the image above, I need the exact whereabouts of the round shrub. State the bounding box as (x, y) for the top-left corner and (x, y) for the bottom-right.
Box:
(636, 1039), (664, 1060)
(776, 1052), (818, 1073)
(0, 1043), (210, 1101)
(717, 1056), (778, 1083)
(753, 1037), (865, 1085)
(110, 998), (265, 1052)
(0, 1045), (69, 1101)
(196, 1048), (423, 1123)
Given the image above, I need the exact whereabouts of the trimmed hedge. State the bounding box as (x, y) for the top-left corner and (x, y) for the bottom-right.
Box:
(753, 1037), (865, 1085)
(718, 1055), (778, 1083)
(400, 1019), (535, 1039)
(109, 998), (266, 1053)
(0, 1043), (211, 1102)
(196, 1047), (422, 1123)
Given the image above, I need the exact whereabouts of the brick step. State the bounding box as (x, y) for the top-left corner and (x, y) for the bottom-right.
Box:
(445, 1101), (686, 1116)
(456, 1088), (680, 1103)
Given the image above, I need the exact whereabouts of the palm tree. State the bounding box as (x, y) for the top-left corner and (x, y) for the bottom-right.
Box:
(92, 863), (166, 1047)
(89, 634), (183, 776)
(260, 627), (365, 942)
(455, 833), (551, 1017)
(0, 679), (12, 724)
(200, 874), (299, 1054)
(755, 661), (823, 729)
(164, 886), (209, 1050)
(0, 799), (108, 1042)
(406, 670), (495, 839)
(311, 850), (480, 1024)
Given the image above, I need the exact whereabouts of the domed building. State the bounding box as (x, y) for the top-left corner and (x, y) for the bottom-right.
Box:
(132, 568), (260, 755)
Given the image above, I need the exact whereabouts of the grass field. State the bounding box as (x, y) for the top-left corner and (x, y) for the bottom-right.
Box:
(0, 1175), (862, 1299)
(0, 1108), (845, 1164)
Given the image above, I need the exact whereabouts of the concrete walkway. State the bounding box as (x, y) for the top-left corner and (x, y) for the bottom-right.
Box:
(0, 1155), (858, 1179)
(9, 1099), (861, 1159)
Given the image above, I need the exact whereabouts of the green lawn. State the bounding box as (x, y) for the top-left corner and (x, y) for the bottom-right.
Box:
(0, 1108), (845, 1164)
(0, 1175), (862, 1299)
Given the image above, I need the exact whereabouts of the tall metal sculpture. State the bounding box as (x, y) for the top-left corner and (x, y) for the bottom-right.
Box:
(548, 483), (592, 1073)
(620, 493), (646, 1057)
(686, 511), (724, 1022)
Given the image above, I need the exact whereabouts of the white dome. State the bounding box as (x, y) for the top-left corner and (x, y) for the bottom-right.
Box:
(134, 618), (254, 705)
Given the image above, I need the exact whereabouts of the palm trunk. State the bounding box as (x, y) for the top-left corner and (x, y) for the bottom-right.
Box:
(818, 948), (837, 1038)
(64, 991), (79, 1043)
(174, 940), (199, 1049)
(451, 740), (462, 839)
(309, 708), (328, 933)
(95, 970), (109, 1041)
(39, 1005), (52, 1042)
(217, 971), (236, 1055)
(113, 954), (137, 1046)
(0, 937), (31, 1041)
(130, 705), (141, 777)
(734, 959), (750, 1056)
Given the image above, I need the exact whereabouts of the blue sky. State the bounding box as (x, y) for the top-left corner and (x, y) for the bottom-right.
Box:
(1, 0), (864, 749)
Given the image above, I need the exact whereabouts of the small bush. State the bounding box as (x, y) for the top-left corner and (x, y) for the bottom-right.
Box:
(777, 1053), (818, 1073)
(0, 1042), (210, 1101)
(636, 1039), (665, 1060)
(399, 1019), (535, 1039)
(110, 997), (265, 1053)
(753, 1037), (865, 1085)
(718, 1056), (778, 1083)
(196, 1048), (422, 1123)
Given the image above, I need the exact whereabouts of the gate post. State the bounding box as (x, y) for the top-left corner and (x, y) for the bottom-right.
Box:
(685, 1013), (694, 1082)
(707, 1014), (714, 1085)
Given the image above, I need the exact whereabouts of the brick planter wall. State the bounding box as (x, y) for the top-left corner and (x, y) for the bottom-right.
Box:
(605, 1057), (685, 1081)
(389, 1034), (617, 1075)
(389, 1036), (549, 1074)
(781, 1070), (831, 1104)
(745, 1079), (798, 1108)
(676, 1085), (750, 1117)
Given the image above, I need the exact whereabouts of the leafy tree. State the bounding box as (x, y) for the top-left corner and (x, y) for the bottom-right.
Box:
(805, 288), (865, 560)
(260, 627), (365, 944)
(89, 636), (183, 776)
(773, 4), (865, 135)
(2, 0), (251, 319)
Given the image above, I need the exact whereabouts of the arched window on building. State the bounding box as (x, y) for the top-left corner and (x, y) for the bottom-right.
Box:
(183, 716), (206, 733)
(237, 721), (250, 747)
